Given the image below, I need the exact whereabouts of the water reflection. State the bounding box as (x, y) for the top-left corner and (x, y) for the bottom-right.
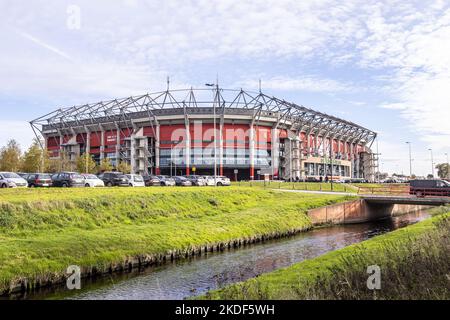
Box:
(23, 211), (429, 300)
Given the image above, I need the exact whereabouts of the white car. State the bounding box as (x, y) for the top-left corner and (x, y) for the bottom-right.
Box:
(201, 176), (216, 186)
(126, 174), (145, 187)
(216, 176), (231, 186)
(0, 172), (28, 188)
(82, 174), (105, 187)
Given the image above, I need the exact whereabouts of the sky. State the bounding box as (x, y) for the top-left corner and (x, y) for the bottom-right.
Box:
(0, 0), (449, 176)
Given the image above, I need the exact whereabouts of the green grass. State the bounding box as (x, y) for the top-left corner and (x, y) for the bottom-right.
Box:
(0, 186), (353, 293)
(201, 209), (450, 300)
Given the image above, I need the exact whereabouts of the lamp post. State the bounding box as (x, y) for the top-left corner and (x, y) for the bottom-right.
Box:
(428, 148), (434, 178)
(405, 141), (412, 178)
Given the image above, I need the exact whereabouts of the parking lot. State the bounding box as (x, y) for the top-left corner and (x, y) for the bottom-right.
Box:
(0, 171), (231, 188)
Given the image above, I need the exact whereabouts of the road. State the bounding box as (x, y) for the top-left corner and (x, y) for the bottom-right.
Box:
(272, 189), (356, 196)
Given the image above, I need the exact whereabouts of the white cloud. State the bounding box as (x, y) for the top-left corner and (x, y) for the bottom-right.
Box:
(239, 76), (357, 93)
(0, 121), (35, 150)
(357, 3), (450, 152)
(0, 0), (449, 165)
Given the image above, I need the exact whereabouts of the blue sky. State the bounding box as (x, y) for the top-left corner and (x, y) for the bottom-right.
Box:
(0, 0), (449, 176)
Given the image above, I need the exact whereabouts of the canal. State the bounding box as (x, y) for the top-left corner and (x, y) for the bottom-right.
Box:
(21, 210), (430, 300)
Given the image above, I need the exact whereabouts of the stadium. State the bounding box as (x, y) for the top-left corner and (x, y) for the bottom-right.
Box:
(30, 87), (377, 181)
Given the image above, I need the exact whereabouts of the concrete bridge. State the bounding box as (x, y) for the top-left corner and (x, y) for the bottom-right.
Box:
(362, 195), (450, 206)
(308, 196), (449, 225)
(275, 189), (449, 224)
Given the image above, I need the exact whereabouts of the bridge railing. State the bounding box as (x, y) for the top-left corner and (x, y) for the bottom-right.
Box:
(357, 184), (410, 196)
(358, 185), (450, 198)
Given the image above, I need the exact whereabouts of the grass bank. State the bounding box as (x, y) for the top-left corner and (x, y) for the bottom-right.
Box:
(202, 207), (450, 300)
(0, 187), (353, 294)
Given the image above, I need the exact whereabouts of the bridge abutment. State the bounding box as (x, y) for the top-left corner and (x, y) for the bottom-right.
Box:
(308, 199), (433, 225)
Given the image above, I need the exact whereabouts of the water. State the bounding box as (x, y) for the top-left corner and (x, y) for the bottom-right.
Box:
(22, 211), (430, 300)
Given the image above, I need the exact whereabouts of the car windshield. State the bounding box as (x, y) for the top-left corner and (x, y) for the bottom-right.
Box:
(84, 174), (98, 179)
(134, 176), (144, 182)
(38, 174), (52, 179)
(70, 174), (84, 179)
(2, 173), (21, 179)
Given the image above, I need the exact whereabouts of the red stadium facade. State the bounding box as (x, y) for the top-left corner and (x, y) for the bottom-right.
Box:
(31, 88), (377, 181)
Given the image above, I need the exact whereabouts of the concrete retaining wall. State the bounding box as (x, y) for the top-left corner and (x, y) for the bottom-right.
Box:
(308, 199), (432, 225)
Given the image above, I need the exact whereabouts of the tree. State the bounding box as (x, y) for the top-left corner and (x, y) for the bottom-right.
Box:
(45, 157), (61, 173)
(116, 161), (131, 174)
(20, 138), (45, 173)
(0, 139), (22, 172)
(57, 150), (73, 172)
(436, 163), (449, 179)
(98, 158), (113, 172)
(76, 153), (97, 174)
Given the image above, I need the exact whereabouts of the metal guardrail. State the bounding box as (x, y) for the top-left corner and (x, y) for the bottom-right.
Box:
(358, 185), (450, 198)
(357, 184), (410, 196)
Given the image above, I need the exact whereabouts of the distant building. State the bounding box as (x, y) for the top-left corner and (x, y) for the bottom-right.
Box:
(31, 87), (377, 181)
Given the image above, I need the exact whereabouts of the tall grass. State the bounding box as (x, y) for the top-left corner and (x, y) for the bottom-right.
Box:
(303, 216), (450, 299)
(0, 187), (352, 294)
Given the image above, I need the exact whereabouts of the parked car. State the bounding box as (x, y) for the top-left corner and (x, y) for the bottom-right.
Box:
(17, 172), (30, 179)
(349, 178), (367, 183)
(143, 175), (162, 186)
(410, 179), (450, 197)
(174, 176), (192, 186)
(185, 175), (206, 186)
(82, 174), (105, 187)
(199, 176), (214, 186)
(215, 176), (231, 186)
(156, 175), (176, 186)
(305, 176), (320, 182)
(126, 174), (145, 187)
(98, 172), (129, 187)
(51, 172), (85, 187)
(26, 173), (53, 187)
(0, 172), (28, 188)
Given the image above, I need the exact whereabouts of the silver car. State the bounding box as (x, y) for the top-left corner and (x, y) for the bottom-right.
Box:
(0, 172), (28, 188)
(157, 175), (176, 186)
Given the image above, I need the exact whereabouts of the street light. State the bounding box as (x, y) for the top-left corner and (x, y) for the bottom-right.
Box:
(428, 148), (434, 178)
(405, 142), (412, 177)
